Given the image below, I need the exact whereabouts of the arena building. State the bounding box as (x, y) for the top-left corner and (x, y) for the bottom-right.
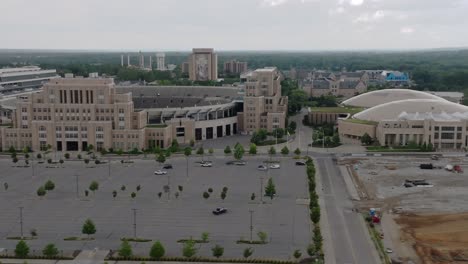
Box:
(338, 89), (468, 150)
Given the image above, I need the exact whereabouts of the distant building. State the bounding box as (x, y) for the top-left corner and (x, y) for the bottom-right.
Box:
(425, 91), (464, 104)
(156, 53), (166, 71)
(381, 70), (410, 86)
(0, 66), (59, 93)
(181, 62), (189, 74)
(301, 70), (368, 99)
(224, 60), (248, 75)
(188, 48), (218, 81)
(238, 67), (288, 133)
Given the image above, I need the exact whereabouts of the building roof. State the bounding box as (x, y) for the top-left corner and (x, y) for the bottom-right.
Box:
(353, 99), (468, 122)
(340, 80), (361, 89)
(342, 89), (445, 108)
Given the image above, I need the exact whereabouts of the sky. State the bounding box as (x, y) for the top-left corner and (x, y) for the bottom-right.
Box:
(2, 0), (468, 51)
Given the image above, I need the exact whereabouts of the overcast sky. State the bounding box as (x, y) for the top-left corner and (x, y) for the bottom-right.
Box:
(2, 0), (468, 51)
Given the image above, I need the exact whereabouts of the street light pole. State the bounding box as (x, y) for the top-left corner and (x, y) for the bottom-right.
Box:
(19, 207), (24, 239)
(132, 208), (137, 239)
(260, 174), (264, 203)
(108, 158), (111, 178)
(75, 173), (79, 199)
(249, 210), (254, 242)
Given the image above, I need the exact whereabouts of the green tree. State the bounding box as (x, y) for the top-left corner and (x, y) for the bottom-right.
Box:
(251, 193), (256, 200)
(265, 178), (276, 199)
(307, 243), (316, 257)
(15, 240), (29, 258)
(221, 191), (227, 201)
(118, 240), (133, 258)
(257, 231), (268, 244)
(12, 157), (18, 165)
(211, 245), (224, 258)
(89, 181), (99, 193)
(189, 139), (195, 147)
(208, 148), (214, 154)
(224, 146), (232, 154)
(234, 144), (244, 160)
(293, 249), (302, 259)
(82, 219), (96, 238)
(203, 191), (210, 199)
(249, 143), (257, 155)
(243, 247), (254, 258)
(131, 192), (136, 199)
(156, 152), (166, 166)
(281, 146), (289, 155)
(64, 153), (70, 159)
(44, 180), (55, 191)
(311, 207), (321, 224)
(360, 133), (373, 145)
(112, 190), (117, 198)
(149, 241), (165, 259)
(289, 121), (297, 133)
(201, 232), (209, 243)
(182, 239), (197, 258)
(170, 139), (179, 152)
(268, 146), (276, 156)
(37, 186), (46, 197)
(42, 243), (59, 257)
(184, 147), (192, 156)
(294, 148), (301, 155)
(273, 128), (285, 139)
(196, 146), (204, 155)
(121, 185), (126, 191)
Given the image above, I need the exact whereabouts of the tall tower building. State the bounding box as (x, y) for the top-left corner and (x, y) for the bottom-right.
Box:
(224, 60), (248, 74)
(156, 53), (166, 71)
(188, 48), (218, 81)
(139, 51), (144, 69)
(121, 55), (124, 67)
(149, 56), (152, 69)
(240, 67), (288, 133)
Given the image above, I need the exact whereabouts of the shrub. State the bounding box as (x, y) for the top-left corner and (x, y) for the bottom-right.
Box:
(293, 249), (302, 259)
(243, 247), (254, 258)
(64, 153), (70, 159)
(224, 146), (232, 154)
(294, 148), (301, 155)
(89, 181), (99, 193)
(15, 240), (29, 258)
(281, 146), (289, 155)
(121, 185), (126, 191)
(44, 180), (55, 191)
(208, 188), (213, 193)
(251, 193), (256, 200)
(77, 154), (82, 159)
(182, 239), (197, 258)
(201, 232), (209, 243)
(257, 231), (268, 244)
(208, 148), (214, 154)
(203, 192), (210, 199)
(94, 160), (101, 165)
(37, 186), (46, 197)
(311, 207), (320, 224)
(36, 153), (42, 159)
(149, 241), (165, 259)
(119, 240), (133, 258)
(307, 243), (316, 256)
(131, 192), (136, 199)
(42, 243), (59, 257)
(211, 245), (224, 258)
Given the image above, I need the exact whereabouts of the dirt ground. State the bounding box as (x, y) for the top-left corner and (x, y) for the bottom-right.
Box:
(396, 213), (468, 264)
(340, 155), (468, 264)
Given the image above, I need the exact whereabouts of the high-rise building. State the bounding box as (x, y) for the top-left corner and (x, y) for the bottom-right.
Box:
(138, 51), (144, 69)
(239, 67), (288, 133)
(181, 62), (189, 74)
(224, 60), (248, 75)
(0, 66), (59, 93)
(156, 53), (166, 71)
(188, 48), (218, 81)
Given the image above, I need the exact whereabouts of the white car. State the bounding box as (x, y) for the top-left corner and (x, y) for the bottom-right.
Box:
(154, 170), (167, 175)
(201, 162), (212, 167)
(385, 248), (393, 254)
(257, 165), (268, 171)
(269, 164), (280, 169)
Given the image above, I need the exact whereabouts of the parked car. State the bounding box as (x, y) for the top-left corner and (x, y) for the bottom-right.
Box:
(295, 161), (306, 166)
(154, 170), (167, 175)
(234, 161), (246, 166)
(212, 207), (227, 215)
(269, 164), (281, 169)
(201, 162), (212, 167)
(162, 164), (173, 169)
(385, 248), (393, 254)
(225, 161), (235, 165)
(257, 165), (268, 171)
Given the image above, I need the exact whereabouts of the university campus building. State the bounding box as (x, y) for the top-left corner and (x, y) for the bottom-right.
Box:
(0, 68), (287, 152)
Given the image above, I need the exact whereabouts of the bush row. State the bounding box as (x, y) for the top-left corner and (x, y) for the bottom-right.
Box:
(108, 256), (296, 264)
(305, 157), (324, 261)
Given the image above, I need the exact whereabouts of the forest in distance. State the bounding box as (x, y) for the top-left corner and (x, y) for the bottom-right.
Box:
(1, 49), (468, 97)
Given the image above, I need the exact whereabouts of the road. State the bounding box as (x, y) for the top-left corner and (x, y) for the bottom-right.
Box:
(316, 156), (379, 264)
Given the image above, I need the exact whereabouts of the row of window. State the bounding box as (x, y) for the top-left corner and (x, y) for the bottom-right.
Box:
(112, 134), (139, 139)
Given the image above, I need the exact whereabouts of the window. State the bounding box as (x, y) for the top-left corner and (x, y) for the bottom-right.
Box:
(96, 126), (104, 132)
(441, 133), (454, 139)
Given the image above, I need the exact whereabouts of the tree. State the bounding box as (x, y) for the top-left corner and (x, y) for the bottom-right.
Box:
(156, 152), (166, 166)
(294, 148), (301, 155)
(201, 232), (209, 243)
(251, 193), (256, 200)
(224, 146), (232, 154)
(118, 240), (133, 258)
(42, 243), (59, 257)
(293, 249), (302, 259)
(208, 188), (213, 193)
(196, 146), (204, 155)
(208, 148), (214, 154)
(311, 207), (321, 224)
(211, 245), (224, 258)
(15, 240), (29, 258)
(281, 146), (289, 155)
(182, 239), (197, 258)
(189, 139), (195, 147)
(249, 143), (257, 155)
(59, 159), (64, 167)
(307, 243), (316, 256)
(136, 185), (141, 191)
(221, 191), (227, 201)
(203, 191), (210, 199)
(8, 146), (16, 153)
(44, 180), (55, 191)
(131, 192), (136, 199)
(12, 157), (18, 165)
(234, 144), (244, 160)
(257, 231), (268, 244)
(82, 219), (96, 238)
(170, 139), (179, 152)
(273, 128), (285, 139)
(149, 241), (165, 259)
(64, 153), (70, 159)
(265, 178), (276, 199)
(89, 181), (99, 193)
(37, 186), (46, 197)
(360, 133), (373, 145)
(121, 185), (126, 191)
(87, 144), (94, 153)
(243, 247), (254, 258)
(184, 147), (192, 157)
(268, 146), (276, 156)
(289, 121), (297, 133)
(332, 133), (340, 145)
(178, 185), (183, 192)
(112, 190), (117, 198)
(36, 153), (42, 159)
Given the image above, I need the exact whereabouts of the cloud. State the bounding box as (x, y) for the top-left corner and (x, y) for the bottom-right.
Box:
(400, 27), (415, 34)
(261, 0), (289, 7)
(329, 6), (346, 15)
(353, 10), (385, 23)
(350, 0), (364, 6)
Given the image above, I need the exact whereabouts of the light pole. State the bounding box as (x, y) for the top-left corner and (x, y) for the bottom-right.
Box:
(249, 210), (254, 242)
(75, 173), (79, 199)
(260, 175), (264, 203)
(132, 208), (137, 239)
(167, 174), (171, 200)
(19, 207), (24, 239)
(108, 158), (111, 178)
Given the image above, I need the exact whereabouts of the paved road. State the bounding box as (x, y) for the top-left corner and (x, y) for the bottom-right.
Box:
(315, 156), (379, 264)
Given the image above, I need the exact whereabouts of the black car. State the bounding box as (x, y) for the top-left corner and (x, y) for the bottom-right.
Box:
(225, 161), (235, 165)
(212, 207), (227, 215)
(295, 161), (306, 166)
(162, 164), (173, 169)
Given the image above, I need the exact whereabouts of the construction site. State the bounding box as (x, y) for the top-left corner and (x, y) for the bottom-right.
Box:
(338, 154), (468, 264)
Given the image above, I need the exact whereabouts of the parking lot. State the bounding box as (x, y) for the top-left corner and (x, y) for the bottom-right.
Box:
(0, 154), (311, 259)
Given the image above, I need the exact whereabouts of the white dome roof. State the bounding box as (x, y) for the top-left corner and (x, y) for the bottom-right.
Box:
(342, 89), (445, 108)
(353, 99), (468, 122)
